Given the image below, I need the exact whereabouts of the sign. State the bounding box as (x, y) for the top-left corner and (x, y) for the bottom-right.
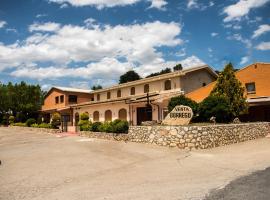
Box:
(162, 105), (193, 125)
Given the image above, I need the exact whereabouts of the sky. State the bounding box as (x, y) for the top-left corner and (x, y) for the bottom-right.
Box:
(0, 0), (269, 90)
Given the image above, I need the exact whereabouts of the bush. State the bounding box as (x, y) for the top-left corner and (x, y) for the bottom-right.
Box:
(98, 122), (113, 133)
(91, 122), (102, 132)
(80, 112), (89, 121)
(112, 120), (129, 133)
(13, 122), (26, 127)
(198, 95), (231, 123)
(15, 112), (26, 123)
(9, 115), (15, 125)
(26, 118), (36, 127)
(1, 115), (8, 125)
(39, 123), (52, 129)
(168, 95), (199, 117)
(31, 123), (39, 128)
(51, 112), (61, 129)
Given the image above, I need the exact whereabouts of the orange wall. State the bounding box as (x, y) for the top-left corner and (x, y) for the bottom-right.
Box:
(186, 63), (270, 102)
(42, 89), (93, 111)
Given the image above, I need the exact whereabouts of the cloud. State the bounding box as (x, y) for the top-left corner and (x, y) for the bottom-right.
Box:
(2, 21), (182, 81)
(187, 0), (214, 10)
(179, 55), (205, 68)
(256, 41), (270, 50)
(223, 0), (270, 22)
(0, 20), (7, 28)
(240, 56), (249, 65)
(36, 14), (48, 18)
(227, 34), (252, 48)
(48, 0), (167, 9)
(211, 32), (218, 37)
(69, 81), (90, 89)
(252, 24), (270, 38)
(29, 22), (61, 32)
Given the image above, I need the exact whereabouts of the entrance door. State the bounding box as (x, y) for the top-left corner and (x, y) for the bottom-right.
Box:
(61, 115), (70, 132)
(137, 106), (152, 125)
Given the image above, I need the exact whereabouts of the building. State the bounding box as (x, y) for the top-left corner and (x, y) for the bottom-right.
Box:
(70, 65), (217, 127)
(41, 65), (217, 131)
(41, 86), (93, 131)
(186, 62), (270, 122)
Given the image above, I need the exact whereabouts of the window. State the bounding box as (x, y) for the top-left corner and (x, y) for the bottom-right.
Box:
(246, 82), (256, 94)
(68, 95), (77, 103)
(97, 94), (100, 101)
(164, 80), (171, 90)
(130, 87), (135, 95)
(107, 92), (111, 99)
(117, 90), (121, 98)
(93, 111), (99, 122)
(55, 96), (59, 104)
(60, 95), (64, 103)
(202, 82), (206, 87)
(105, 110), (112, 121)
(144, 84), (149, 93)
(118, 108), (127, 121)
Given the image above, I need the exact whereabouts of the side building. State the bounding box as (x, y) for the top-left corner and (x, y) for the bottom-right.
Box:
(186, 62), (270, 122)
(71, 65), (217, 127)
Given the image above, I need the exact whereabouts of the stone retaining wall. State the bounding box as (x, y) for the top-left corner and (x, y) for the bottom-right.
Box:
(9, 126), (61, 134)
(79, 131), (129, 141)
(128, 122), (270, 150)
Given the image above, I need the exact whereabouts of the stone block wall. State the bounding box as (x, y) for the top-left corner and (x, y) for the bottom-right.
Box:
(128, 122), (270, 150)
(9, 126), (61, 134)
(79, 131), (129, 141)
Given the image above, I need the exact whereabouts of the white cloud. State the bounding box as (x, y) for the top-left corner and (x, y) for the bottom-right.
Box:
(211, 32), (218, 37)
(48, 0), (167, 9)
(2, 21), (182, 81)
(256, 41), (270, 50)
(175, 48), (186, 57)
(240, 56), (249, 65)
(69, 81), (90, 89)
(36, 14), (48, 18)
(252, 24), (270, 38)
(227, 34), (252, 48)
(187, 0), (198, 9)
(179, 55), (205, 68)
(187, 0), (213, 10)
(148, 0), (167, 10)
(60, 3), (69, 8)
(0, 20), (7, 28)
(29, 22), (61, 32)
(223, 0), (270, 22)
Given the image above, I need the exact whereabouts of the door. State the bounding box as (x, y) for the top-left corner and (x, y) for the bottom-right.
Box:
(137, 106), (152, 125)
(61, 115), (70, 132)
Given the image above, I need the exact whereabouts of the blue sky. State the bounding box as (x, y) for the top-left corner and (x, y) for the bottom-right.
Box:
(0, 0), (269, 90)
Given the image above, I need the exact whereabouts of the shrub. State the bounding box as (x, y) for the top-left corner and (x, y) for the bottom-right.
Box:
(31, 123), (39, 128)
(98, 122), (113, 133)
(9, 115), (15, 125)
(91, 122), (102, 132)
(51, 112), (61, 128)
(13, 122), (26, 127)
(26, 118), (36, 127)
(198, 95), (231, 123)
(15, 112), (26, 123)
(80, 112), (89, 121)
(168, 95), (199, 117)
(39, 123), (52, 129)
(112, 120), (129, 133)
(1, 115), (8, 125)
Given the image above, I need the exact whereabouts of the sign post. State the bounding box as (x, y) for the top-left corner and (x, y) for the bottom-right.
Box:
(162, 105), (193, 125)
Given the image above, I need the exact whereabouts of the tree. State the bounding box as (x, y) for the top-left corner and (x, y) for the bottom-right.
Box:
(173, 64), (183, 71)
(168, 95), (199, 117)
(210, 63), (248, 119)
(91, 85), (102, 90)
(146, 68), (172, 78)
(119, 70), (141, 84)
(198, 96), (231, 123)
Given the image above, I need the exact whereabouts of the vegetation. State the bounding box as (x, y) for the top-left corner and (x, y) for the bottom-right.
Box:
(78, 112), (91, 131)
(51, 112), (61, 128)
(210, 63), (248, 120)
(31, 123), (52, 129)
(91, 122), (102, 132)
(146, 68), (171, 78)
(91, 85), (103, 90)
(8, 116), (15, 125)
(173, 63), (183, 71)
(168, 95), (199, 116)
(119, 70), (141, 84)
(25, 118), (36, 127)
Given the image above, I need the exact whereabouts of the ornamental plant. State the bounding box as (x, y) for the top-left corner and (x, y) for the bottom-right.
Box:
(51, 112), (61, 129)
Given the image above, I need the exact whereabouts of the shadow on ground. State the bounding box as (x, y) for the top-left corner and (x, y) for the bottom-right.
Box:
(204, 167), (270, 200)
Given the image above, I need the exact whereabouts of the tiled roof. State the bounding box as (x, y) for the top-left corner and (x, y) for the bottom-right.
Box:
(53, 86), (91, 93)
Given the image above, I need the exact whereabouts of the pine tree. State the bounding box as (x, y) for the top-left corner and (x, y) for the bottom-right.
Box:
(210, 63), (248, 119)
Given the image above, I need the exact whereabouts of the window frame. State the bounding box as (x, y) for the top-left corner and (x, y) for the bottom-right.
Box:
(130, 87), (136, 95)
(55, 96), (59, 104)
(68, 95), (77, 103)
(245, 82), (256, 94)
(60, 95), (64, 103)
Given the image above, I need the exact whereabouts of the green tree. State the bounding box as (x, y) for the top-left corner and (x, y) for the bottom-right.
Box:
(146, 68), (172, 78)
(173, 64), (183, 71)
(91, 85), (102, 90)
(210, 63), (248, 119)
(168, 95), (199, 117)
(119, 70), (141, 84)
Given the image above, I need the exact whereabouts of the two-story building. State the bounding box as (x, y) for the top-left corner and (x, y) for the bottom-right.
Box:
(41, 86), (92, 131)
(186, 62), (270, 122)
(71, 65), (217, 127)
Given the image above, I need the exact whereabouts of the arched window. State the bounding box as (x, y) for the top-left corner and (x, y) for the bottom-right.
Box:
(117, 90), (121, 98)
(97, 94), (100, 101)
(118, 108), (127, 121)
(144, 84), (149, 93)
(130, 87), (135, 95)
(164, 80), (171, 90)
(93, 111), (99, 122)
(75, 112), (80, 125)
(107, 92), (111, 99)
(105, 110), (112, 122)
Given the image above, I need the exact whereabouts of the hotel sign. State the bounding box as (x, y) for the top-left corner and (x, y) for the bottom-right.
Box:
(162, 105), (193, 125)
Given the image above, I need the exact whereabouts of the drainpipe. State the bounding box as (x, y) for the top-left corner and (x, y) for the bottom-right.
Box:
(151, 102), (160, 122)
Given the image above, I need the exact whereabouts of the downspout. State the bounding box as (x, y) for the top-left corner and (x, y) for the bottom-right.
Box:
(150, 101), (160, 122)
